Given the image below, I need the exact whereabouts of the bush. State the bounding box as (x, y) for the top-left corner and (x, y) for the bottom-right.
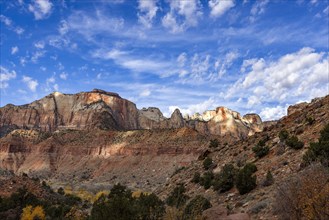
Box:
(303, 123), (329, 167)
(136, 193), (165, 220)
(252, 145), (270, 158)
(262, 171), (274, 187)
(166, 184), (189, 209)
(21, 205), (46, 220)
(184, 195), (212, 220)
(274, 165), (329, 220)
(212, 164), (237, 192)
(200, 172), (214, 190)
(191, 172), (201, 184)
(209, 139), (219, 148)
(286, 136), (304, 150)
(57, 187), (65, 195)
(279, 129), (289, 141)
(236, 163), (257, 195)
(203, 157), (213, 170)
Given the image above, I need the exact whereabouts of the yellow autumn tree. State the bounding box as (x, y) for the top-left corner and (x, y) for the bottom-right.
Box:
(21, 205), (46, 220)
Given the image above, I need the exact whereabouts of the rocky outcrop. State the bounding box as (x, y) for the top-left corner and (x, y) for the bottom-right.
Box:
(0, 89), (139, 133)
(0, 89), (263, 138)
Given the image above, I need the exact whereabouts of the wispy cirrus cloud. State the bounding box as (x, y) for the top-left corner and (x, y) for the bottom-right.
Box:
(0, 66), (17, 89)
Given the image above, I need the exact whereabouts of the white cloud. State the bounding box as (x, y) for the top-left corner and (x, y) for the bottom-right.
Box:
(68, 10), (124, 40)
(249, 0), (269, 22)
(138, 0), (158, 28)
(0, 15), (12, 26)
(59, 72), (68, 80)
(259, 105), (289, 121)
(31, 50), (46, 63)
(177, 52), (187, 67)
(40, 66), (47, 71)
(209, 0), (235, 18)
(22, 76), (38, 92)
(162, 0), (202, 33)
(226, 47), (329, 110)
(28, 0), (53, 20)
(140, 89), (151, 97)
(92, 48), (174, 76)
(46, 76), (55, 84)
(168, 97), (216, 116)
(58, 20), (69, 35)
(0, 66), (17, 89)
(11, 46), (19, 55)
(0, 15), (24, 35)
(34, 41), (45, 49)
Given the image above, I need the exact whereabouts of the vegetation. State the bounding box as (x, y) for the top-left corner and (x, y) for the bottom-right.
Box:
(90, 183), (165, 220)
(252, 145), (269, 158)
(279, 129), (289, 141)
(191, 172), (201, 184)
(21, 205), (46, 220)
(166, 184), (189, 209)
(236, 163), (257, 195)
(183, 195), (211, 220)
(199, 171), (214, 190)
(209, 139), (219, 148)
(303, 123), (329, 167)
(286, 135), (304, 150)
(212, 164), (237, 192)
(203, 157), (213, 170)
(262, 171), (274, 187)
(274, 165), (329, 219)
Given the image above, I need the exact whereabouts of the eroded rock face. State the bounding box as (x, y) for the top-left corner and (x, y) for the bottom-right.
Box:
(0, 89), (139, 132)
(0, 89), (263, 138)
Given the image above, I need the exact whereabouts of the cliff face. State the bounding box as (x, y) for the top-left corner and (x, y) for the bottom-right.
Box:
(0, 89), (262, 138)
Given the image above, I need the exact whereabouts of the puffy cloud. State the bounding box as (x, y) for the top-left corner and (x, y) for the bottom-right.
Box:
(168, 97), (216, 116)
(162, 0), (202, 33)
(59, 72), (68, 80)
(31, 50), (46, 63)
(0, 15), (24, 35)
(259, 105), (289, 121)
(22, 76), (38, 92)
(34, 41), (45, 49)
(11, 46), (18, 55)
(28, 0), (53, 20)
(138, 0), (158, 28)
(209, 0), (235, 18)
(0, 66), (17, 89)
(226, 47), (329, 109)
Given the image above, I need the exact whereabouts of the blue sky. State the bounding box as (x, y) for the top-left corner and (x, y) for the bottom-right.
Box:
(0, 0), (328, 120)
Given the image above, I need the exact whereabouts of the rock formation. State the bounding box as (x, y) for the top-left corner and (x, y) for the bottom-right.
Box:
(0, 89), (263, 138)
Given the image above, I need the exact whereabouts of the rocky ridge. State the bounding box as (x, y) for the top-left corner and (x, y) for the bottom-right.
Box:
(0, 89), (262, 138)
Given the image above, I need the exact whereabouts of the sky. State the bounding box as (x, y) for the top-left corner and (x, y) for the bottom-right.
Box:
(0, 0), (328, 120)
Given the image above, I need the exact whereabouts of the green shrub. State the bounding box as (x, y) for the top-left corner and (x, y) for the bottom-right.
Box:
(166, 184), (189, 208)
(57, 187), (65, 195)
(286, 136), (304, 150)
(184, 195), (212, 219)
(236, 163), (257, 195)
(262, 171), (274, 187)
(136, 193), (165, 220)
(252, 145), (270, 158)
(191, 172), (201, 184)
(203, 157), (213, 170)
(209, 139), (219, 148)
(279, 129), (289, 141)
(212, 164), (237, 192)
(305, 117), (315, 125)
(303, 123), (329, 167)
(200, 171), (214, 190)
